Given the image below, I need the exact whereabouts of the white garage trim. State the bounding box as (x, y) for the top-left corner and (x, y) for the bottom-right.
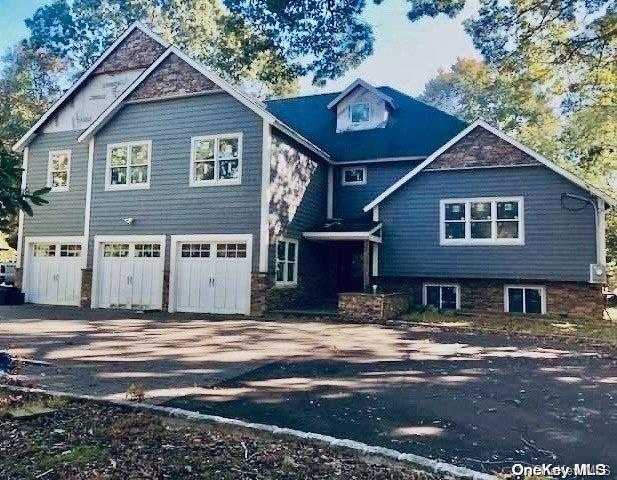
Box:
(91, 234), (166, 309)
(23, 236), (85, 305)
(168, 234), (253, 315)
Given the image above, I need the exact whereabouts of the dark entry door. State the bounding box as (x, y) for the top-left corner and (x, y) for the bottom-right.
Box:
(327, 242), (363, 294)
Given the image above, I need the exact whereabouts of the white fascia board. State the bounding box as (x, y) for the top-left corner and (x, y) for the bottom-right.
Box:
(12, 22), (167, 152)
(327, 78), (396, 110)
(363, 119), (616, 212)
(77, 49), (173, 142)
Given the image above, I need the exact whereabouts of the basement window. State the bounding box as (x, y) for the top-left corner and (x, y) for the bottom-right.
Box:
(504, 285), (546, 314)
(423, 283), (460, 310)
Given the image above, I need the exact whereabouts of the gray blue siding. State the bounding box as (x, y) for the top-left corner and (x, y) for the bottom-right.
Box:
(379, 166), (597, 282)
(23, 130), (88, 239)
(89, 93), (263, 270)
(333, 161), (417, 219)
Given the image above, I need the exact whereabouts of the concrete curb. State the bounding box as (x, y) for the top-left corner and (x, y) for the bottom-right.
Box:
(1, 384), (497, 480)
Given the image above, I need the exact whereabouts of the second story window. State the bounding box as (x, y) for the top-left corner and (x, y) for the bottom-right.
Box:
(190, 133), (242, 186)
(350, 103), (370, 124)
(48, 150), (71, 191)
(106, 141), (151, 191)
(342, 166), (367, 186)
(440, 197), (524, 246)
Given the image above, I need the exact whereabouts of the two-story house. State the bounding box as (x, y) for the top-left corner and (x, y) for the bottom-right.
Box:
(13, 23), (614, 319)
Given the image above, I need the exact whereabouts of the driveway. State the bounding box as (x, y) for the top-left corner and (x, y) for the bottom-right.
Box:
(1, 305), (616, 474)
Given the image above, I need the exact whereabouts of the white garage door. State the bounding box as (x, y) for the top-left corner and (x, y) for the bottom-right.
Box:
(96, 241), (164, 310)
(174, 241), (251, 314)
(27, 242), (82, 306)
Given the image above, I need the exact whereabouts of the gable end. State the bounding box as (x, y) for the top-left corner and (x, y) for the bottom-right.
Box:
(425, 126), (541, 171)
(94, 28), (166, 75)
(128, 53), (219, 101)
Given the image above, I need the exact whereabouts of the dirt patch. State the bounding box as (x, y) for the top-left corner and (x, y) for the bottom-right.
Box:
(0, 389), (449, 480)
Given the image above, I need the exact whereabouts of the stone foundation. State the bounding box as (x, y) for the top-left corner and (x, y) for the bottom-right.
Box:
(378, 277), (605, 319)
(338, 292), (409, 323)
(80, 269), (93, 308)
(251, 272), (268, 316)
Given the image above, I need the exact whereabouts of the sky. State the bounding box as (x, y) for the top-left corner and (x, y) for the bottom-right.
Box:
(0, 0), (480, 97)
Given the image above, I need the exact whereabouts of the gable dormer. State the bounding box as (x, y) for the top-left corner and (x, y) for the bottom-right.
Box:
(327, 79), (396, 133)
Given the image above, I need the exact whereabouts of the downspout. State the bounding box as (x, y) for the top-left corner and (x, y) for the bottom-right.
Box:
(560, 193), (605, 265)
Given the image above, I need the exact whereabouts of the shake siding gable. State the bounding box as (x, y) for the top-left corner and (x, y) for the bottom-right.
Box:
(88, 93), (263, 270)
(379, 166), (597, 282)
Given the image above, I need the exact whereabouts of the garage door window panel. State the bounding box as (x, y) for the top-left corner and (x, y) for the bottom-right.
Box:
(135, 244), (160, 258)
(34, 244), (56, 257)
(60, 244), (81, 257)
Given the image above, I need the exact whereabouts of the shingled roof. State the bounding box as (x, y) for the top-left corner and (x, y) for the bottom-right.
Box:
(266, 87), (467, 163)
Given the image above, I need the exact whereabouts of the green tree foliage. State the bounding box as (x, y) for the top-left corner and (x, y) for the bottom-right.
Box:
(25, 0), (299, 97)
(0, 45), (60, 245)
(222, 0), (374, 86)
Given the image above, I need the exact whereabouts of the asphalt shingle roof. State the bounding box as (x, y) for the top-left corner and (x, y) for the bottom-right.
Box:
(266, 86), (468, 163)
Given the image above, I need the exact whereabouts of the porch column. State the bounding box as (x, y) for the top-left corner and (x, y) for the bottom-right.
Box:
(363, 240), (370, 291)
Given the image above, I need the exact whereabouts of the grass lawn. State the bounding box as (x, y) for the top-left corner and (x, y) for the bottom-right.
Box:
(401, 309), (617, 347)
(0, 389), (446, 480)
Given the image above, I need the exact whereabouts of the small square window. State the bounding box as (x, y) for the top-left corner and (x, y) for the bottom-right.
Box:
(191, 134), (242, 186)
(106, 142), (150, 190)
(350, 103), (370, 123)
(342, 167), (366, 186)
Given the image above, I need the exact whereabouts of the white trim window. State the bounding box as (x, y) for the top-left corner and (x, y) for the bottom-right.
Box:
(440, 197), (524, 245)
(504, 285), (546, 314)
(190, 133), (242, 186)
(350, 102), (371, 124)
(275, 238), (298, 286)
(47, 150), (71, 191)
(342, 166), (367, 186)
(423, 283), (460, 310)
(106, 141), (151, 190)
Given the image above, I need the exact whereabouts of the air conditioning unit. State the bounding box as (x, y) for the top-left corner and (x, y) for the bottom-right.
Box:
(589, 264), (607, 284)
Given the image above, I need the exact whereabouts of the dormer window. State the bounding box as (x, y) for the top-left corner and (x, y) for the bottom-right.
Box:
(350, 103), (370, 124)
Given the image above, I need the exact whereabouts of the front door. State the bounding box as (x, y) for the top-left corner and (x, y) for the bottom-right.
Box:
(327, 242), (364, 295)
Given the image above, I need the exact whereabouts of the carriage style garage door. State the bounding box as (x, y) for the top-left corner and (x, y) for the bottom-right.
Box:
(170, 235), (252, 315)
(25, 238), (83, 306)
(93, 236), (165, 310)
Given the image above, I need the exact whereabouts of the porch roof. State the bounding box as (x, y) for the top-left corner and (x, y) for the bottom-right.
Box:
(302, 218), (382, 242)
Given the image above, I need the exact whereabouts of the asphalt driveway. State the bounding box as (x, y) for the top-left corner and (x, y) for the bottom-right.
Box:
(1, 305), (616, 474)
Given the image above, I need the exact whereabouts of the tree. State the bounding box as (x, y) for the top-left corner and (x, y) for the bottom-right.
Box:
(25, 0), (299, 97)
(0, 44), (59, 246)
(222, 0), (374, 86)
(419, 58), (562, 160)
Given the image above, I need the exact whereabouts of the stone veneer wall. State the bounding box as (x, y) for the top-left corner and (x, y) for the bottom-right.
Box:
(129, 54), (218, 101)
(378, 277), (605, 319)
(94, 29), (166, 75)
(251, 272), (268, 316)
(338, 293), (409, 323)
(425, 126), (541, 170)
(80, 269), (93, 308)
